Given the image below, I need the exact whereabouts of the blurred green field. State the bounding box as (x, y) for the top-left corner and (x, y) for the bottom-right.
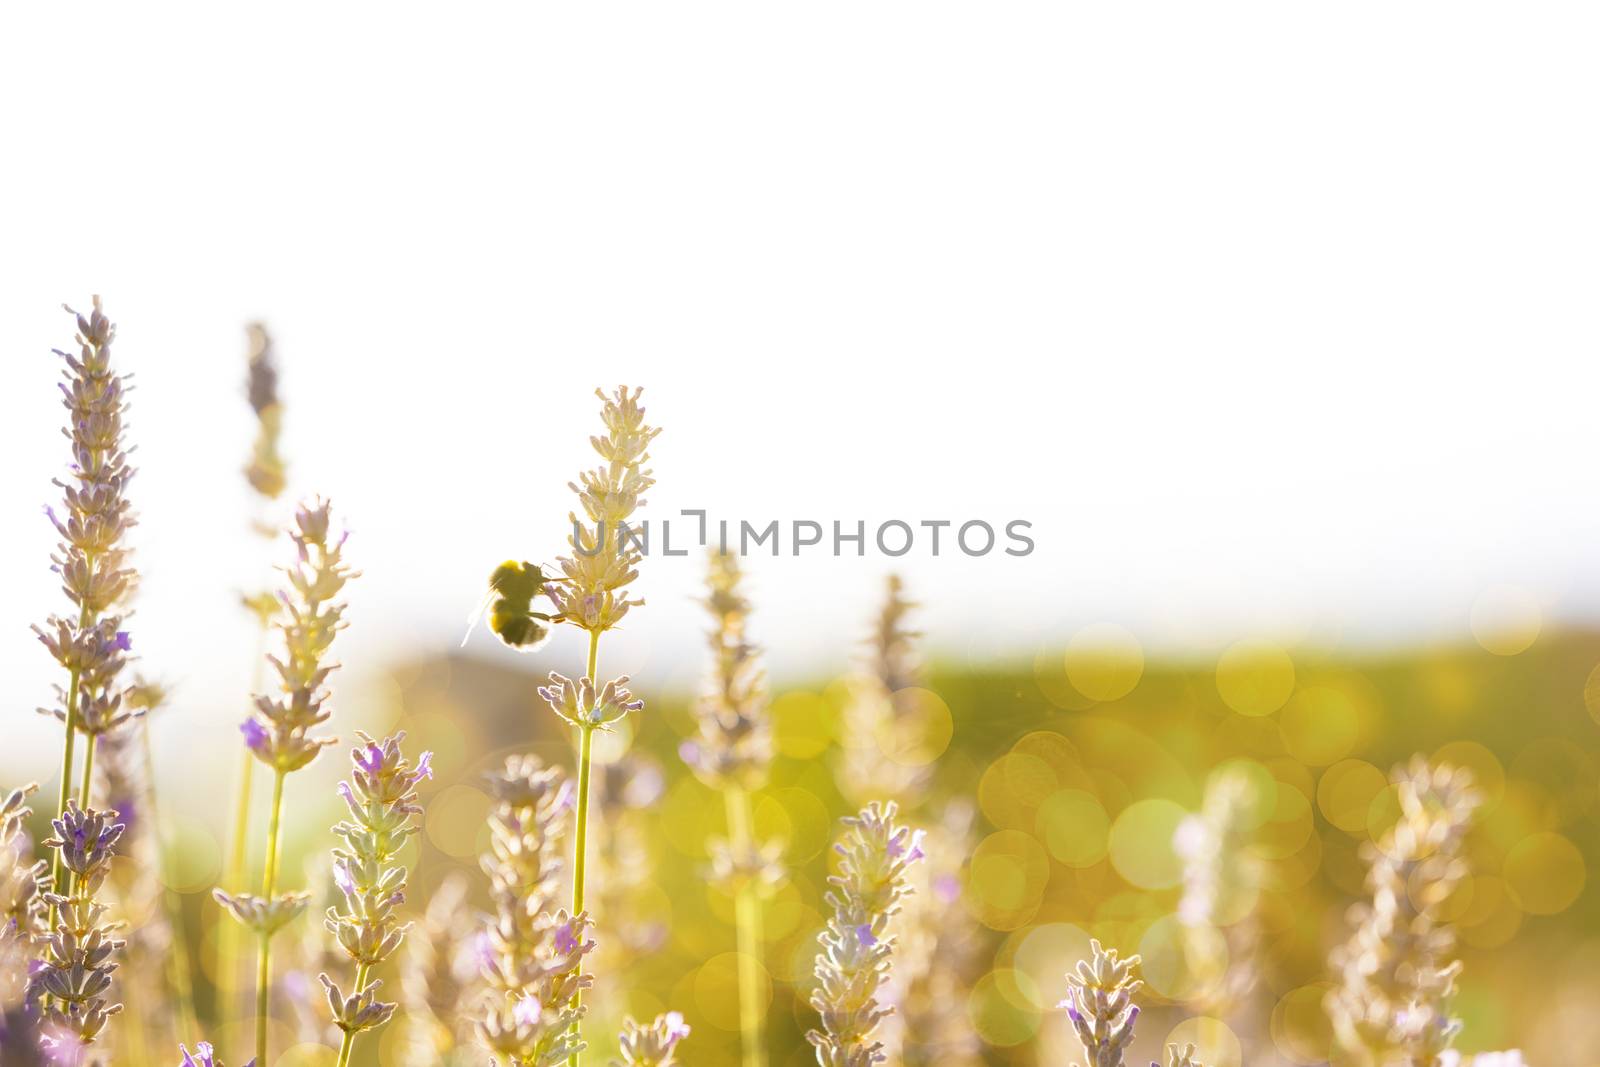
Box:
(236, 624), (1595, 1067)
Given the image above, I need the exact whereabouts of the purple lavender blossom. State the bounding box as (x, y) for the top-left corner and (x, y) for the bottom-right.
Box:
(513, 995), (542, 1027)
(240, 718), (270, 757)
(554, 918), (581, 955)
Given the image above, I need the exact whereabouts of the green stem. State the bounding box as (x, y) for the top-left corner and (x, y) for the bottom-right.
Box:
(567, 628), (601, 1067)
(48, 665), (85, 905)
(221, 627), (269, 1022)
(77, 733), (98, 810)
(725, 787), (768, 1067)
(256, 768), (287, 1067)
(334, 962), (372, 1067)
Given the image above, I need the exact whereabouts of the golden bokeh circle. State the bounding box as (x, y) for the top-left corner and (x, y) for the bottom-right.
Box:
(1165, 1016), (1242, 1067)
(968, 970), (1042, 1047)
(1064, 622), (1145, 702)
(878, 686), (954, 766)
(694, 951), (771, 1031)
(423, 784), (491, 860)
(1584, 662), (1600, 726)
(1108, 798), (1188, 889)
(1279, 686), (1360, 766)
(1216, 640), (1296, 717)
(1316, 759), (1387, 834)
(1503, 832), (1586, 915)
(1035, 789), (1110, 868)
(1470, 584), (1541, 656)
(1271, 984), (1335, 1065)
(966, 830), (1050, 930)
(770, 690), (833, 759)
(1433, 739), (1505, 809)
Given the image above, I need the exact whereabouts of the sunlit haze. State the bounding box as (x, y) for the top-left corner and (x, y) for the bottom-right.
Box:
(4, 3), (1598, 781)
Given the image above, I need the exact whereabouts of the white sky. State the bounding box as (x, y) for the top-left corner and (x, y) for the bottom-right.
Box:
(3, 3), (1600, 780)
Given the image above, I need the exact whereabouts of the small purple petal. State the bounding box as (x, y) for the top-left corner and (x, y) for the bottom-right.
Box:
(240, 719), (270, 755)
(513, 995), (542, 1026)
(414, 751), (434, 781)
(855, 923), (877, 947)
(663, 1011), (691, 1044)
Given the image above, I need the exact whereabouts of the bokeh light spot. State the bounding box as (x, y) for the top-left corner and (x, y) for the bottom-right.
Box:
(1064, 623), (1144, 702)
(968, 970), (1042, 1047)
(1279, 686), (1359, 766)
(694, 951), (771, 1032)
(1165, 1016), (1242, 1067)
(1316, 760), (1386, 834)
(158, 814), (222, 893)
(423, 784), (491, 860)
(1036, 789), (1110, 868)
(967, 830), (1049, 930)
(1271, 984), (1335, 1065)
(877, 687), (953, 766)
(1503, 832), (1586, 915)
(1012, 923), (1093, 1010)
(770, 691), (832, 758)
(1470, 584), (1541, 656)
(1584, 662), (1600, 726)
(1433, 740), (1505, 808)
(1108, 798), (1187, 889)
(1216, 641), (1295, 717)
(1140, 913), (1219, 1001)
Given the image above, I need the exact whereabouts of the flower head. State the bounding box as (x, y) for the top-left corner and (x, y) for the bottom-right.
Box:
(614, 1011), (692, 1066)
(243, 323), (287, 500)
(538, 672), (644, 730)
(1060, 940), (1143, 1067)
(547, 387), (661, 635)
(238, 498), (356, 774)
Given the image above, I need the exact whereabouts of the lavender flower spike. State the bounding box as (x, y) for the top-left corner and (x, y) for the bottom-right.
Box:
(323, 733), (429, 1065)
(1061, 939), (1143, 1067)
(807, 801), (923, 1067)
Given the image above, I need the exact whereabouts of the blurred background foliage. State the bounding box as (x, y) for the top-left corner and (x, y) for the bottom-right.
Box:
(102, 614), (1590, 1066)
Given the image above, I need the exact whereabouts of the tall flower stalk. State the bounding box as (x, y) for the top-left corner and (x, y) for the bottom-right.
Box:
(807, 801), (923, 1067)
(222, 323), (289, 1019)
(477, 755), (593, 1066)
(1328, 757), (1479, 1067)
(215, 498), (353, 1067)
(681, 550), (781, 1067)
(534, 385), (658, 1065)
(321, 733), (430, 1067)
(34, 297), (138, 906)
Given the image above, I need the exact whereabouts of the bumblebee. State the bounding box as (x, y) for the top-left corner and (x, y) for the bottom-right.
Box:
(464, 560), (566, 652)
